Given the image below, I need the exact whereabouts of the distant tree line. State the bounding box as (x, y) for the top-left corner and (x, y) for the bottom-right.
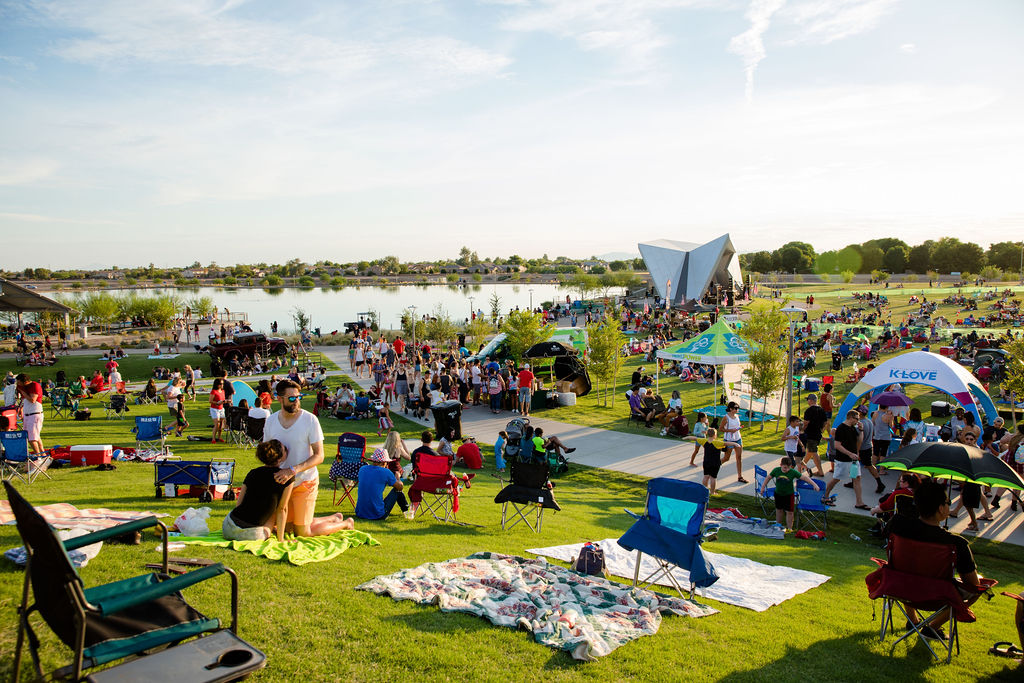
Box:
(739, 238), (1023, 277)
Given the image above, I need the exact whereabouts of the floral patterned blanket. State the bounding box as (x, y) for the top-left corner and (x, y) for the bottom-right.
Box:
(356, 551), (717, 660)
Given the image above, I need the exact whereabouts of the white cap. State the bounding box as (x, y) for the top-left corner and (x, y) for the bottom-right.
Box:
(523, 364), (530, 369)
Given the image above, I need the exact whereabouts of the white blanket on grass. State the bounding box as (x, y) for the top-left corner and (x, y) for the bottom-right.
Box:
(527, 538), (830, 612)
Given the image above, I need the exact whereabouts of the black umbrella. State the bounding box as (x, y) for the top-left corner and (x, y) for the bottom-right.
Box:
(882, 441), (1024, 491)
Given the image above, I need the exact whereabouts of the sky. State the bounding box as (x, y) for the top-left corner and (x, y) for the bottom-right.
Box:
(1, 0), (1022, 270)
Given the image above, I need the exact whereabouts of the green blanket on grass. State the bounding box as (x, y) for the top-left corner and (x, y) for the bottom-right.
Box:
(175, 530), (379, 565)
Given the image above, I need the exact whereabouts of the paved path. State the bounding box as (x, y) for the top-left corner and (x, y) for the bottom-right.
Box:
(315, 347), (1024, 547)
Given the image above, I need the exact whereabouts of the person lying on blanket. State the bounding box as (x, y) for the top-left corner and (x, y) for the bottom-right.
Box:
(223, 439), (355, 542)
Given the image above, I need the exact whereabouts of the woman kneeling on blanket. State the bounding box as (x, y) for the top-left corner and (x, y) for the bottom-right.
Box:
(223, 439), (356, 541)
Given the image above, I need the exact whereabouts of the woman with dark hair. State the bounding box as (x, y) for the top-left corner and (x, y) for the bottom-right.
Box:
(904, 407), (926, 445)
(209, 377), (227, 443)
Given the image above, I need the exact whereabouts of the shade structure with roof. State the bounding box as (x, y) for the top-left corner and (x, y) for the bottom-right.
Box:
(0, 278), (76, 329)
(638, 234), (742, 308)
(830, 351), (997, 431)
(656, 319), (753, 405)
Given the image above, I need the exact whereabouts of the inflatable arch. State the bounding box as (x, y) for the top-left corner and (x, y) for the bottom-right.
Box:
(830, 351), (997, 431)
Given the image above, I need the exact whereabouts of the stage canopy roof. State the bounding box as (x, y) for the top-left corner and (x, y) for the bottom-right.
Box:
(638, 234), (742, 308)
(0, 279), (75, 316)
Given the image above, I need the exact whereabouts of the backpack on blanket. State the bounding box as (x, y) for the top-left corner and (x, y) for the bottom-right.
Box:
(573, 542), (607, 578)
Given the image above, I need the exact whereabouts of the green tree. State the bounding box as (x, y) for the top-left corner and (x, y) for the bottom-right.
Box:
(931, 238), (986, 274)
(608, 260), (629, 272)
(464, 315), (492, 343)
(566, 273), (599, 302)
(1003, 337), (1024, 425)
(986, 241), (1024, 272)
(187, 296), (217, 318)
(860, 246), (884, 273)
(425, 306), (458, 345)
(737, 301), (788, 430)
(585, 309), (626, 407)
(745, 251), (774, 273)
(292, 307), (311, 334)
(882, 246), (908, 273)
(264, 275), (283, 287)
(906, 241), (933, 273)
(499, 309), (553, 365)
(489, 292), (502, 324)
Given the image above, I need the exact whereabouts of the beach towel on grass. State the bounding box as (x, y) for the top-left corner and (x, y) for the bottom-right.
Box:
(527, 539), (830, 612)
(356, 552), (716, 661)
(175, 530), (379, 565)
(705, 509), (785, 539)
(0, 501), (167, 532)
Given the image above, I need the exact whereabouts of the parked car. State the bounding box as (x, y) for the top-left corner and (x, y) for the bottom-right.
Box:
(199, 332), (289, 362)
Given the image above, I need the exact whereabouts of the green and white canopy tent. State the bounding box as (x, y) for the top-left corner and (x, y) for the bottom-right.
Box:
(655, 319), (754, 405)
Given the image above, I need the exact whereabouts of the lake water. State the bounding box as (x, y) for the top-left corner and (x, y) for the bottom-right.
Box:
(50, 283), (615, 334)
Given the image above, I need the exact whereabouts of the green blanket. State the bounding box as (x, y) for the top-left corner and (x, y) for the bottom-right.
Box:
(175, 530), (379, 565)
(357, 552), (716, 660)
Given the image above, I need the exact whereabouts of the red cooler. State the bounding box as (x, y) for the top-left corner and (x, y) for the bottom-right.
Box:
(70, 445), (113, 467)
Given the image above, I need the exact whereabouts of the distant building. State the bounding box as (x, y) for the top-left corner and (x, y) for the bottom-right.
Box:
(638, 234), (742, 308)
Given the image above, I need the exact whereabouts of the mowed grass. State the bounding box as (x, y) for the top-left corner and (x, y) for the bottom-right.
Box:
(2, 398), (1023, 681)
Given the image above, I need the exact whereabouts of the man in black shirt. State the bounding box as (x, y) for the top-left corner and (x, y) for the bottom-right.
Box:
(411, 429), (437, 468)
(884, 480), (982, 638)
(823, 410), (868, 508)
(801, 394), (828, 476)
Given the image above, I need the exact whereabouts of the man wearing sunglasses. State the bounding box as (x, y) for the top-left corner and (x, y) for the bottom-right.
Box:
(264, 379), (325, 536)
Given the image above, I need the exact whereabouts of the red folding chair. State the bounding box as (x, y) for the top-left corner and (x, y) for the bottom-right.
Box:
(822, 375), (834, 386)
(408, 452), (462, 523)
(866, 535), (997, 663)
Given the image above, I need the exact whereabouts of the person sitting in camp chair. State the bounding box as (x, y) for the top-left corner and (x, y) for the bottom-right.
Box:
(531, 427), (576, 459)
(883, 479), (988, 640)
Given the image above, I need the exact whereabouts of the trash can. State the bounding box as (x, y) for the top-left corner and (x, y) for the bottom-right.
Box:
(531, 388), (549, 412)
(79, 325), (88, 339)
(431, 400), (463, 440)
(930, 401), (951, 418)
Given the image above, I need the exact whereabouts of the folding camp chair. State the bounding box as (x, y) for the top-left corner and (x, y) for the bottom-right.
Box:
(353, 396), (371, 419)
(101, 394), (129, 420)
(753, 465), (775, 516)
(49, 387), (78, 419)
(409, 452), (463, 523)
(154, 459), (235, 499)
(1, 407), (18, 431)
(2, 481), (265, 683)
(795, 477), (829, 531)
(493, 457), (560, 532)
(242, 415), (265, 449)
(328, 432), (366, 508)
(134, 415), (167, 455)
(1, 430), (52, 484)
(867, 535), (998, 663)
(617, 478), (719, 599)
(225, 406), (247, 445)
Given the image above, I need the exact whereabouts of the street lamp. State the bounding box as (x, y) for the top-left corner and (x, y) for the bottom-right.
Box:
(529, 288), (534, 310)
(1019, 244), (1023, 284)
(407, 305), (417, 354)
(468, 296), (475, 321)
(781, 305), (806, 420)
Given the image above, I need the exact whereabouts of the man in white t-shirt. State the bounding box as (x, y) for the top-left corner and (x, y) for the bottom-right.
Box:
(263, 379), (325, 536)
(247, 392), (273, 420)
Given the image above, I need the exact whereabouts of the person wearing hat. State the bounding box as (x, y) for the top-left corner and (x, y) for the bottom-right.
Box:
(517, 363), (535, 417)
(356, 447), (413, 520)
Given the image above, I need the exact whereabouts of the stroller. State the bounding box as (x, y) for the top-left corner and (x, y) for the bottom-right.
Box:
(502, 417), (535, 463)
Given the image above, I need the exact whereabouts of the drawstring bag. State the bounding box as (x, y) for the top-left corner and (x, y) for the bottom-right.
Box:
(572, 542), (607, 578)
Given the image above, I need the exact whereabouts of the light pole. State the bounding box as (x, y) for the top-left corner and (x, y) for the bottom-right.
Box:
(529, 288), (534, 310)
(468, 296), (475, 321)
(1019, 244), (1023, 284)
(781, 305), (806, 421)
(407, 305), (417, 354)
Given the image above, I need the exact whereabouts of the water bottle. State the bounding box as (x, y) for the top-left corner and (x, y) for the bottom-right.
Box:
(849, 533), (861, 542)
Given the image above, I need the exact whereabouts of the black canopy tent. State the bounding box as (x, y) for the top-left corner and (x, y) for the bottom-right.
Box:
(0, 279), (76, 331)
(523, 341), (592, 396)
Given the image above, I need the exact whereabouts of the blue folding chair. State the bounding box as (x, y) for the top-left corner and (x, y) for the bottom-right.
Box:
(134, 416), (167, 455)
(328, 432), (366, 508)
(617, 478), (719, 598)
(795, 477), (829, 531)
(1, 430), (52, 484)
(753, 465), (775, 516)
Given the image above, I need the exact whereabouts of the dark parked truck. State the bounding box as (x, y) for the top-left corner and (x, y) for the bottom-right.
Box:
(199, 332), (289, 363)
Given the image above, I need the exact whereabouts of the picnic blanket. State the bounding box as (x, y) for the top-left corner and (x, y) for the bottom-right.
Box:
(706, 508), (785, 539)
(175, 529), (379, 565)
(147, 354), (181, 359)
(6, 528), (103, 569)
(527, 539), (830, 612)
(0, 501), (168, 532)
(356, 552), (716, 661)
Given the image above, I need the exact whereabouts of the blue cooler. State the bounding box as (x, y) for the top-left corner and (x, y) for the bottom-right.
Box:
(804, 378), (820, 392)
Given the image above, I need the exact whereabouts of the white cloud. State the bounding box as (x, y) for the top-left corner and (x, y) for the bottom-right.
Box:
(900, 42), (916, 53)
(783, 0), (899, 44)
(728, 0), (786, 103)
(0, 158), (58, 185)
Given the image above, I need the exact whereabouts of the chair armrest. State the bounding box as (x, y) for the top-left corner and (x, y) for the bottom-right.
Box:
(94, 564), (227, 616)
(63, 516), (162, 550)
(624, 508), (642, 521)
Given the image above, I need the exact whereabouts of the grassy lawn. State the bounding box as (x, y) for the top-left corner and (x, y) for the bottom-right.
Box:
(2, 391), (1023, 681)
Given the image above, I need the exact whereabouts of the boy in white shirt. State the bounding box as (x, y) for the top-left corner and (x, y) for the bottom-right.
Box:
(783, 415), (802, 459)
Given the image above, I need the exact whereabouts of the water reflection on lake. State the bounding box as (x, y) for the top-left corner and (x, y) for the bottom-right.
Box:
(61, 283), (615, 333)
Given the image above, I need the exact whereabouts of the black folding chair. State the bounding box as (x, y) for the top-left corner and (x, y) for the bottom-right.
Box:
(3, 481), (265, 682)
(493, 457), (560, 532)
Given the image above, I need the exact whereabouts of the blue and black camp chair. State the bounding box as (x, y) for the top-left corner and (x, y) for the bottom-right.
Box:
(134, 415), (166, 455)
(3, 481), (266, 682)
(795, 477), (829, 532)
(753, 465), (775, 516)
(1, 430), (51, 484)
(618, 478), (719, 598)
(49, 387), (78, 419)
(328, 432), (366, 508)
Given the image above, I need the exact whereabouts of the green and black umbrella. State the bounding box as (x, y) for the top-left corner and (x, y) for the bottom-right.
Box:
(882, 441), (1024, 491)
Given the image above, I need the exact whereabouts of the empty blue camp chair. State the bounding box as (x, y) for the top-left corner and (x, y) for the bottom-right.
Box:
(134, 416), (166, 455)
(2, 430), (52, 484)
(753, 465), (775, 516)
(795, 477), (829, 531)
(618, 478), (719, 598)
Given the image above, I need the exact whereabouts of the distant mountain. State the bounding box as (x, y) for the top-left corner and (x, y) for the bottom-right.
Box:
(598, 251), (639, 261)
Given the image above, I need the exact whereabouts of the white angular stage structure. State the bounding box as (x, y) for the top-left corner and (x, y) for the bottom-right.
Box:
(638, 234), (743, 308)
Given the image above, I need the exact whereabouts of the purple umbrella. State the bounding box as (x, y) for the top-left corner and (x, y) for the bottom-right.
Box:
(870, 391), (914, 407)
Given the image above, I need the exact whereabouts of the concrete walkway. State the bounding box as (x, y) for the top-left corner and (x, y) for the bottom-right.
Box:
(315, 347), (1024, 547)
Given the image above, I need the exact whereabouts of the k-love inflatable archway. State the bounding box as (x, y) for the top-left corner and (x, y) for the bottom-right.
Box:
(830, 351), (997, 430)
